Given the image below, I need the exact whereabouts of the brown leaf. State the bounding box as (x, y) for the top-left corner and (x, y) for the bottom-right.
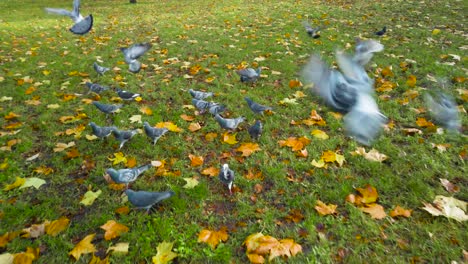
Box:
(188, 122), (202, 132)
(180, 114), (195, 121)
(389, 205), (412, 218)
(115, 206), (130, 215)
(439, 178), (460, 193)
(360, 203), (387, 219)
(204, 132), (217, 141)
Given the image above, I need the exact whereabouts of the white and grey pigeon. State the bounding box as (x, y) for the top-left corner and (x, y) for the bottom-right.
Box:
(86, 82), (109, 94)
(245, 97), (273, 115)
(143, 122), (169, 145)
(120, 42), (152, 73)
(125, 189), (175, 213)
(248, 120), (263, 140)
(93, 62), (110, 75)
(218, 164), (235, 194)
(237, 67), (261, 83)
(189, 89), (213, 100)
(116, 88), (141, 101)
(353, 38), (384, 66)
(208, 103), (226, 116)
(89, 122), (115, 139)
(92, 101), (123, 117)
(214, 114), (245, 131)
(112, 128), (138, 149)
(425, 92), (461, 132)
(302, 21), (321, 38)
(192, 98), (214, 114)
(106, 164), (152, 188)
(45, 0), (93, 35)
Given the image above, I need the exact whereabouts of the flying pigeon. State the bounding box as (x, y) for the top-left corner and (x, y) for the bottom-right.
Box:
(112, 128), (138, 149)
(106, 164), (152, 188)
(218, 164), (235, 194)
(89, 122), (115, 139)
(120, 42), (152, 73)
(302, 21), (321, 38)
(92, 101), (123, 117)
(375, 26), (387, 36)
(237, 68), (261, 83)
(116, 88), (141, 101)
(214, 114), (245, 131)
(143, 122), (169, 145)
(208, 103), (226, 115)
(125, 189), (175, 213)
(245, 97), (272, 114)
(45, 0), (93, 35)
(93, 62), (110, 75)
(353, 38), (384, 66)
(189, 89), (213, 100)
(425, 92), (461, 132)
(248, 120), (263, 140)
(86, 82), (109, 94)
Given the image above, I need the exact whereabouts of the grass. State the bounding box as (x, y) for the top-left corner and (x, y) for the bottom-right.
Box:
(0, 0), (467, 263)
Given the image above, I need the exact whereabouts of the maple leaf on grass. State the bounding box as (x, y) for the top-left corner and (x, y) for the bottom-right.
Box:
(183, 177), (199, 189)
(45, 217), (70, 236)
(356, 184), (378, 204)
(237, 143), (261, 157)
(421, 195), (467, 222)
(89, 254), (110, 264)
(80, 189), (102, 206)
(201, 166), (219, 177)
(314, 200), (338, 216)
(350, 147), (388, 162)
(100, 220), (129, 240)
(439, 178), (459, 193)
(360, 203), (387, 220)
(4, 177), (26, 191)
(189, 154), (204, 167)
(69, 234), (97, 261)
(107, 242), (129, 255)
(152, 241), (178, 264)
(155, 122), (182, 132)
(108, 152), (127, 165)
(389, 205), (412, 218)
(198, 228), (229, 249)
(222, 132), (238, 145)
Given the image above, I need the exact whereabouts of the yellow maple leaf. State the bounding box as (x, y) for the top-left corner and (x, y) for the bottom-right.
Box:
(152, 241), (178, 264)
(314, 200), (338, 216)
(69, 234), (97, 261)
(406, 75), (417, 87)
(189, 154), (204, 167)
(198, 228), (229, 249)
(155, 122), (182, 132)
(80, 189), (102, 206)
(140, 106), (153, 115)
(356, 184), (379, 204)
(201, 167), (219, 177)
(100, 220), (129, 241)
(311, 129), (329, 140)
(204, 132), (217, 141)
(89, 254), (110, 264)
(53, 141), (75, 152)
(45, 217), (70, 236)
(222, 132), (238, 145)
(236, 143), (261, 157)
(389, 205), (412, 218)
(4, 177), (26, 191)
(188, 122), (202, 132)
(108, 152), (127, 165)
(311, 159), (326, 168)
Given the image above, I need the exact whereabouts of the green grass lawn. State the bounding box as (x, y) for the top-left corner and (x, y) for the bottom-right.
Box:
(0, 0), (467, 263)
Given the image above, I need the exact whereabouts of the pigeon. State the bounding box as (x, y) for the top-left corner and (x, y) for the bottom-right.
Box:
(245, 97), (273, 114)
(86, 82), (109, 94)
(112, 128), (138, 149)
(218, 164), (235, 194)
(106, 164), (152, 188)
(45, 0), (93, 35)
(93, 62), (110, 75)
(375, 26), (387, 36)
(89, 122), (115, 139)
(248, 120), (263, 140)
(214, 114), (245, 131)
(92, 101), (123, 117)
(143, 122), (169, 145)
(208, 103), (226, 115)
(425, 92), (461, 132)
(192, 98), (217, 114)
(125, 189), (175, 213)
(116, 88), (141, 101)
(237, 68), (261, 83)
(120, 43), (152, 73)
(189, 89), (213, 100)
(353, 38), (384, 66)
(302, 21), (321, 38)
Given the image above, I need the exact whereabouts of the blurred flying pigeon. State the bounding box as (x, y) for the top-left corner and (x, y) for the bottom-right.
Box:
(143, 122), (169, 145)
(45, 0), (93, 35)
(353, 38), (384, 66)
(92, 101), (123, 117)
(106, 164), (151, 188)
(208, 103), (226, 115)
(214, 114), (245, 130)
(116, 88), (141, 101)
(112, 128), (138, 149)
(237, 68), (261, 83)
(302, 21), (321, 38)
(86, 82), (109, 94)
(425, 92), (461, 132)
(248, 120), (263, 140)
(125, 189), (175, 213)
(89, 122), (115, 139)
(93, 62), (110, 75)
(245, 97), (272, 114)
(120, 42), (152, 73)
(218, 164), (235, 194)
(189, 89), (213, 100)
(375, 26), (387, 36)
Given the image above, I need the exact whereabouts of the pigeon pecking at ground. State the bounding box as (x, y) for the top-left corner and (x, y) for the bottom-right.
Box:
(214, 114), (245, 131)
(106, 164), (152, 189)
(245, 97), (272, 115)
(125, 189), (175, 213)
(192, 98), (216, 114)
(86, 82), (109, 94)
(353, 38), (384, 66)
(45, 0), (93, 35)
(302, 21), (321, 38)
(248, 120), (263, 141)
(112, 128), (139, 149)
(120, 42), (152, 73)
(89, 122), (115, 139)
(218, 164), (235, 194)
(237, 67), (261, 83)
(189, 89), (213, 100)
(425, 91), (461, 132)
(93, 62), (110, 76)
(116, 88), (141, 101)
(92, 101), (123, 118)
(208, 103), (226, 115)
(143, 122), (169, 145)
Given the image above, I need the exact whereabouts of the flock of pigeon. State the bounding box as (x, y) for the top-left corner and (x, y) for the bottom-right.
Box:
(44, 0), (462, 213)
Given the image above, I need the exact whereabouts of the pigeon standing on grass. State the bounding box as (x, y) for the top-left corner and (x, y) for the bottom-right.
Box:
(86, 82), (109, 94)
(237, 68), (261, 83)
(375, 26), (387, 36)
(106, 164), (152, 188)
(248, 120), (263, 140)
(192, 98), (214, 114)
(245, 97), (273, 115)
(302, 21), (321, 38)
(214, 114), (245, 131)
(93, 62), (110, 75)
(218, 164), (235, 194)
(125, 189), (175, 213)
(45, 0), (93, 35)
(116, 88), (141, 101)
(189, 89), (213, 100)
(121, 42), (152, 73)
(92, 101), (123, 117)
(143, 122), (169, 145)
(89, 122), (115, 139)
(425, 92), (461, 132)
(353, 38), (384, 66)
(208, 103), (226, 115)
(112, 128), (138, 149)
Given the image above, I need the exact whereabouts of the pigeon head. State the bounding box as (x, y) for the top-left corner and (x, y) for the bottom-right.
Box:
(106, 168), (120, 183)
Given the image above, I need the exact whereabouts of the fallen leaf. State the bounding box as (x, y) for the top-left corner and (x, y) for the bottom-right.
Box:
(45, 217), (70, 236)
(152, 241), (178, 264)
(289, 79), (302, 88)
(188, 122), (201, 132)
(204, 132), (217, 141)
(19, 177), (46, 190)
(360, 203), (387, 219)
(189, 154), (204, 167)
(389, 205), (412, 218)
(107, 242), (129, 254)
(22, 222), (47, 238)
(237, 143), (261, 157)
(406, 75), (417, 87)
(86, 134), (98, 141)
(100, 220), (129, 241)
(88, 254), (110, 264)
(421, 195), (467, 222)
(356, 184), (378, 204)
(0, 253), (13, 264)
(311, 129), (329, 140)
(201, 167), (219, 177)
(69, 234), (97, 261)
(183, 177), (199, 189)
(311, 159), (326, 168)
(53, 141), (75, 152)
(314, 200), (338, 216)
(129, 115), (142, 124)
(4, 177), (26, 191)
(222, 132), (238, 145)
(439, 178), (460, 193)
(350, 147), (388, 162)
(108, 152), (127, 165)
(198, 228), (229, 249)
(155, 122), (182, 132)
(80, 189), (102, 206)
(140, 106), (153, 115)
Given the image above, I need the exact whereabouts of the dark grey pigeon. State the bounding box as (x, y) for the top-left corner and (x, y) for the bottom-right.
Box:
(86, 82), (109, 94)
(125, 189), (175, 213)
(192, 98), (211, 114)
(425, 92), (461, 132)
(245, 97), (272, 114)
(92, 101), (123, 117)
(106, 164), (151, 188)
(189, 89), (213, 100)
(218, 164), (235, 194)
(112, 128), (138, 149)
(214, 114), (245, 130)
(120, 43), (152, 73)
(208, 103), (226, 115)
(237, 67), (261, 83)
(248, 120), (263, 140)
(45, 0), (93, 35)
(89, 122), (115, 139)
(375, 26), (387, 36)
(93, 62), (110, 75)
(116, 88), (141, 101)
(302, 21), (321, 38)
(353, 38), (384, 66)
(143, 122), (169, 145)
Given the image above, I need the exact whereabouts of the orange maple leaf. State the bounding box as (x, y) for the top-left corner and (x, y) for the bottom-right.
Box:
(356, 184), (378, 204)
(100, 220), (129, 241)
(237, 143), (261, 157)
(197, 228), (229, 249)
(189, 154), (204, 167)
(360, 203), (387, 219)
(389, 205), (412, 218)
(314, 200), (338, 216)
(201, 166), (219, 177)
